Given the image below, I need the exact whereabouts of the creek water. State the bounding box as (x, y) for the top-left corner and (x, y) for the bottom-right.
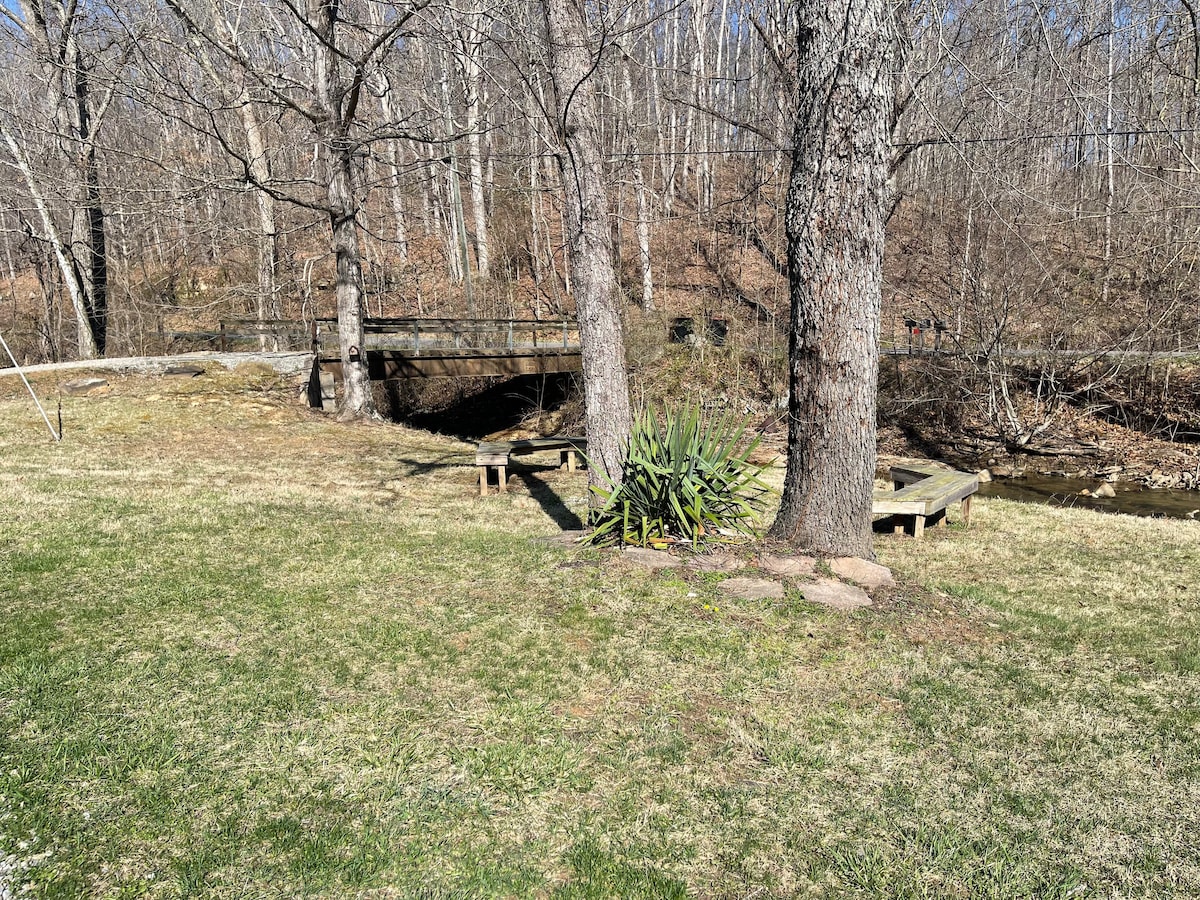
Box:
(980, 475), (1200, 519)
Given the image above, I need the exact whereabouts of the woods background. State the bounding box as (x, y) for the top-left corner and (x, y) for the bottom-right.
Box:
(2, 0), (1199, 450)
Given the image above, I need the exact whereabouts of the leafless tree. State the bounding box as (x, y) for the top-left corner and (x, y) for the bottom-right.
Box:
(0, 1), (128, 358)
(541, 0), (633, 491)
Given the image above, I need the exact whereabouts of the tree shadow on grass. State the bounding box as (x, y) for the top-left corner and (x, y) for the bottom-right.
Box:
(393, 454), (473, 477)
(513, 469), (585, 530)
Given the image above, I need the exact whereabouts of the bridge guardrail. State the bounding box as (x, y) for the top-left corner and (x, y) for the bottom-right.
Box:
(312, 317), (581, 356)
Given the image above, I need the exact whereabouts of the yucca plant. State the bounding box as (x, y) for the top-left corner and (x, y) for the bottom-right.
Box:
(586, 404), (772, 548)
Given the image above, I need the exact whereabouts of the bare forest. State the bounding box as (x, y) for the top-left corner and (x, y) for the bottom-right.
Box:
(3, 0), (1200, 455)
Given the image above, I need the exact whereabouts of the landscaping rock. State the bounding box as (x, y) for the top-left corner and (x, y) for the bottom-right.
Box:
(977, 469), (993, 483)
(801, 578), (872, 611)
(719, 576), (784, 601)
(622, 547), (680, 569)
(234, 361), (279, 377)
(63, 376), (107, 394)
(758, 554), (817, 578)
(164, 364), (205, 377)
(685, 553), (746, 572)
(830, 557), (894, 591)
(538, 530), (587, 547)
(1093, 482), (1117, 498)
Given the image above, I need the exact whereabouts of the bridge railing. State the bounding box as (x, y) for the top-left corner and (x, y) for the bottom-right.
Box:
(313, 317), (581, 356)
(158, 318), (312, 352)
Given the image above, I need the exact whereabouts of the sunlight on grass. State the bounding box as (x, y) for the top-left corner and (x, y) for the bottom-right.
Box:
(1, 369), (1198, 897)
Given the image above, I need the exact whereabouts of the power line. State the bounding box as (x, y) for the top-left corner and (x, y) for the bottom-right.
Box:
(437, 127), (1200, 163)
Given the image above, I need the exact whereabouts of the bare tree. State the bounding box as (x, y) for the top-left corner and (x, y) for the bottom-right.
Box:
(162, 0), (431, 419)
(541, 0), (633, 491)
(0, 1), (125, 357)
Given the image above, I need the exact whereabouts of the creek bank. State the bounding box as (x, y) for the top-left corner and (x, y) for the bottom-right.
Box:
(877, 418), (1200, 493)
(977, 475), (1200, 519)
(976, 453), (1200, 492)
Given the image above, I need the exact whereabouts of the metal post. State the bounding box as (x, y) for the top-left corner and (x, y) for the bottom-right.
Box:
(0, 329), (60, 441)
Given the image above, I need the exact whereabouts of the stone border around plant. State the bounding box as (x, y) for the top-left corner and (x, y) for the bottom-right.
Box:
(572, 542), (896, 612)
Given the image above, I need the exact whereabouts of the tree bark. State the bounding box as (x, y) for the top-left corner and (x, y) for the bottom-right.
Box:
(308, 0), (376, 419)
(768, 0), (894, 559)
(458, 6), (492, 280)
(621, 60), (654, 311)
(239, 98), (280, 348)
(13, 0), (109, 357)
(542, 0), (633, 493)
(0, 119), (98, 359)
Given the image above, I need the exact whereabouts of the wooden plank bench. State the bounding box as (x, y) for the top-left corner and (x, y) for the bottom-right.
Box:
(477, 437), (587, 496)
(872, 461), (979, 538)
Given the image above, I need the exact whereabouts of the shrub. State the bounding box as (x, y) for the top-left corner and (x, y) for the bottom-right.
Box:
(587, 404), (772, 548)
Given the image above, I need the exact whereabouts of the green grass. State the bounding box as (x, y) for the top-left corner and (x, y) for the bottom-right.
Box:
(1, 370), (1199, 897)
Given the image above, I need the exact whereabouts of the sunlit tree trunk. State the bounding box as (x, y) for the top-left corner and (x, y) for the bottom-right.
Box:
(769, 0), (894, 558)
(543, 0), (633, 493)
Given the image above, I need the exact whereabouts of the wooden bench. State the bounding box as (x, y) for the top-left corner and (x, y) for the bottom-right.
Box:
(872, 461), (979, 537)
(476, 437), (587, 496)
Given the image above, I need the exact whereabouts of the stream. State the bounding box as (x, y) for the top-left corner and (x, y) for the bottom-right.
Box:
(980, 475), (1200, 519)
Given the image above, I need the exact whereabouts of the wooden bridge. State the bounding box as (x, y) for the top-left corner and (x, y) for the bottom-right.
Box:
(314, 317), (582, 380)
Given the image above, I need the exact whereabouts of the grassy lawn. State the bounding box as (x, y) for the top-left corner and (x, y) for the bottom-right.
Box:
(1, 369), (1198, 898)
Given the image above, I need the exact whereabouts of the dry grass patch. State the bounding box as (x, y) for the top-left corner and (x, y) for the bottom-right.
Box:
(1, 369), (1198, 897)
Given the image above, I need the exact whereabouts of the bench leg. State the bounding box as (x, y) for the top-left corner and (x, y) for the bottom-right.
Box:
(497, 464), (507, 493)
(913, 514), (926, 538)
(479, 466), (489, 497)
(893, 517), (906, 535)
(560, 449), (578, 472)
(961, 495), (972, 527)
(934, 509), (947, 528)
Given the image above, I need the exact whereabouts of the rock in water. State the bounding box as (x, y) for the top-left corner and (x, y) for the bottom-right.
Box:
(1094, 483), (1117, 499)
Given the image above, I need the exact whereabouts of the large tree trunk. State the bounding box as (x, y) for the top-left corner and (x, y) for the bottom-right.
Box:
(768, 0), (894, 559)
(71, 64), (108, 355)
(542, 0), (633, 493)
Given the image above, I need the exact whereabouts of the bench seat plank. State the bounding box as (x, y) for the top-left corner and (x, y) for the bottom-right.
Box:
(476, 437), (588, 495)
(872, 464), (979, 537)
